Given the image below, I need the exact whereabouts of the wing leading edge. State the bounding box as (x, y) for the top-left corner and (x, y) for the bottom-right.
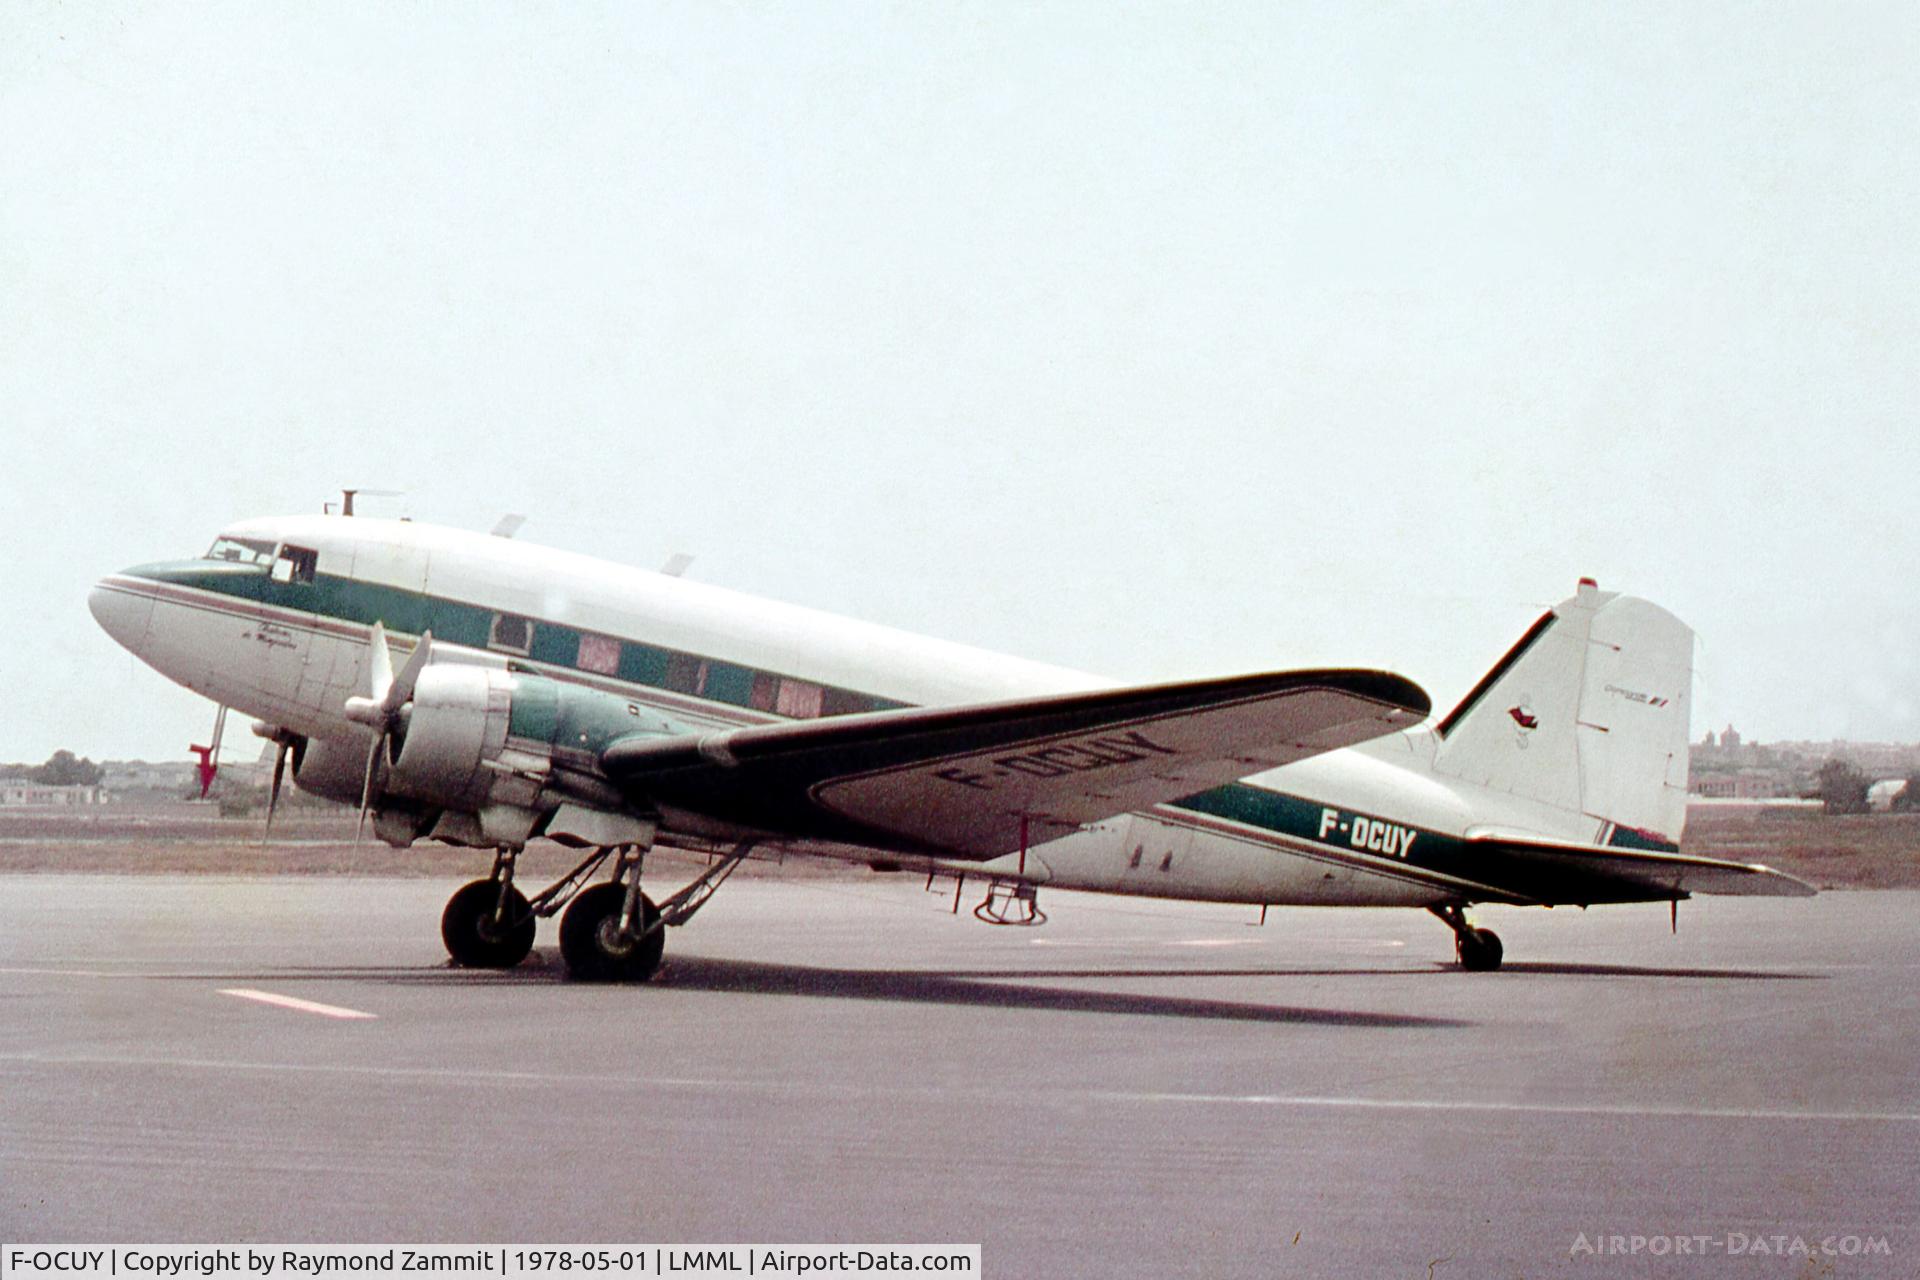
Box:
(601, 669), (1430, 860)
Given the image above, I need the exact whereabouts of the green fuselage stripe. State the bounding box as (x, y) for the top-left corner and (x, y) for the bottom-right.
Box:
(128, 561), (909, 720)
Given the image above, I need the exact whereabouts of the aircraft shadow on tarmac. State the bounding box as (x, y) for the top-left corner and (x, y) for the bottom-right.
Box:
(647, 957), (1825, 1007)
(640, 954), (1474, 1027)
(1495, 961), (1825, 980)
(178, 953), (1468, 1028)
(169, 953), (1821, 1026)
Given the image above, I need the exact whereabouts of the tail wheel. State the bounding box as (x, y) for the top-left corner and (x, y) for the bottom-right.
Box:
(560, 882), (665, 983)
(1456, 927), (1504, 972)
(441, 878), (536, 969)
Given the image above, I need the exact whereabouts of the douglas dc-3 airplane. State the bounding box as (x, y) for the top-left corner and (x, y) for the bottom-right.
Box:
(89, 513), (1812, 981)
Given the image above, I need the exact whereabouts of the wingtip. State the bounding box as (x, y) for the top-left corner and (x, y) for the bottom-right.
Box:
(1745, 863), (1820, 897)
(1329, 669), (1432, 721)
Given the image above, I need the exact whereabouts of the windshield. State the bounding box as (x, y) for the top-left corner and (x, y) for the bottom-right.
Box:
(205, 536), (278, 567)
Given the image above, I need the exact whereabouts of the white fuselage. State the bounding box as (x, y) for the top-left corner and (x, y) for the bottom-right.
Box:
(91, 515), (1592, 910)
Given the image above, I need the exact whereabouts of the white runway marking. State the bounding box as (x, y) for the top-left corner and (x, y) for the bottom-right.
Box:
(1097, 1090), (1920, 1125)
(1168, 938), (1266, 948)
(217, 989), (377, 1020)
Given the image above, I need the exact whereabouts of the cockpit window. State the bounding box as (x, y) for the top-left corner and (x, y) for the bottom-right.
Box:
(271, 544), (319, 584)
(206, 537), (277, 567)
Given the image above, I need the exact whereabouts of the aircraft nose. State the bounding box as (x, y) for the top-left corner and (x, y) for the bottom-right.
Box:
(89, 574), (155, 652)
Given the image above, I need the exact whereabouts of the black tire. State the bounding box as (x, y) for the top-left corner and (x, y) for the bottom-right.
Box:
(559, 882), (664, 982)
(441, 879), (536, 969)
(1456, 927), (1504, 972)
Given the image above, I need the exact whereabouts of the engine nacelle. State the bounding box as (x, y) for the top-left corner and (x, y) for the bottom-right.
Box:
(297, 664), (659, 847)
(291, 734), (370, 806)
(386, 665), (542, 812)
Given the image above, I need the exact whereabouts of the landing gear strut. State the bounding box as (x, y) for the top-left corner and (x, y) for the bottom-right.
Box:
(438, 829), (759, 981)
(1430, 902), (1503, 971)
(556, 840), (757, 982)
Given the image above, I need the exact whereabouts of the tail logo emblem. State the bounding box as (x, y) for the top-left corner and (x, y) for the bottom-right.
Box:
(1508, 700), (1539, 748)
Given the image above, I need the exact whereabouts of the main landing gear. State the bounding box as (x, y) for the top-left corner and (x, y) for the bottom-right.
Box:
(1430, 902), (1504, 971)
(439, 838), (755, 982)
(441, 865), (537, 969)
(558, 844), (664, 982)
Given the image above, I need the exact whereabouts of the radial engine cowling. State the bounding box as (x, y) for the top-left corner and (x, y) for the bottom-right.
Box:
(385, 664), (548, 812)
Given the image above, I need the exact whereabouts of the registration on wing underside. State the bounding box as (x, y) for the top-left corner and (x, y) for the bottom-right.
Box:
(602, 668), (1432, 861)
(930, 728), (1180, 791)
(810, 682), (1430, 859)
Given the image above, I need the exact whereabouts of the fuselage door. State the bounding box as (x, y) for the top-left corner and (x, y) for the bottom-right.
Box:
(295, 534), (431, 715)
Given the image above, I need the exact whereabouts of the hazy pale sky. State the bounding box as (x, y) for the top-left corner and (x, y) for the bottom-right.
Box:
(3, 2), (1914, 763)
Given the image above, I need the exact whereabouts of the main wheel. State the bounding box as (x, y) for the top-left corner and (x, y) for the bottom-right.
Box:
(441, 879), (537, 969)
(559, 882), (665, 982)
(1456, 926), (1504, 972)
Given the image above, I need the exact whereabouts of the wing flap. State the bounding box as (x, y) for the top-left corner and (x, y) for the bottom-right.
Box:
(602, 670), (1429, 859)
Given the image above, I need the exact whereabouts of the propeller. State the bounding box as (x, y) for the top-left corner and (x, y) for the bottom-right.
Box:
(261, 737), (290, 848)
(344, 622), (434, 844)
(249, 721), (299, 848)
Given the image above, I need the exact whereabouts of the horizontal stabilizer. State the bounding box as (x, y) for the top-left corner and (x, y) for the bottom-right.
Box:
(1461, 828), (1817, 904)
(602, 670), (1430, 860)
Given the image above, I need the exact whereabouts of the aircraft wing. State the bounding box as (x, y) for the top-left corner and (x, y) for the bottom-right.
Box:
(1459, 828), (1817, 904)
(601, 670), (1429, 860)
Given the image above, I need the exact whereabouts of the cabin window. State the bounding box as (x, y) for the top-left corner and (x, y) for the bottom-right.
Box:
(776, 679), (824, 719)
(205, 537), (277, 567)
(576, 632), (621, 676)
(821, 688), (873, 717)
(663, 653), (707, 695)
(702, 662), (754, 706)
(270, 544), (318, 585)
(749, 673), (779, 711)
(489, 612), (534, 655)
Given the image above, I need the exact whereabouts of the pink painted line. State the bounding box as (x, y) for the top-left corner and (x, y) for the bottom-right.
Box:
(218, 988), (378, 1020)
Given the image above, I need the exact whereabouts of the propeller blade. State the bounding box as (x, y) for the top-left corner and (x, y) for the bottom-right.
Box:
(367, 621), (394, 704)
(355, 731), (382, 847)
(261, 740), (289, 848)
(387, 630), (433, 712)
(345, 622), (411, 728)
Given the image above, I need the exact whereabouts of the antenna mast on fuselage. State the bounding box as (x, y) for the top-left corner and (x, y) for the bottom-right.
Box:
(324, 488), (402, 517)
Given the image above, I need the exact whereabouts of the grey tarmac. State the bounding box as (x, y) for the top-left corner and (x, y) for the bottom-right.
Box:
(3, 873), (1916, 1277)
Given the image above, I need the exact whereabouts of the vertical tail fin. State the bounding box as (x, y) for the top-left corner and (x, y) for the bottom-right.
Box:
(1432, 580), (1693, 847)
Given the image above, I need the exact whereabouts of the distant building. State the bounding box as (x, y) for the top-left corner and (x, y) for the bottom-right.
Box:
(1690, 764), (1796, 799)
(99, 760), (198, 793)
(0, 783), (110, 806)
(1721, 725), (1742, 750)
(1868, 779), (1911, 812)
